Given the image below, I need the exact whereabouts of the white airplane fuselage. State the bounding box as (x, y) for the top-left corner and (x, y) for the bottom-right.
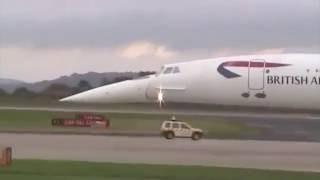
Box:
(61, 54), (320, 109)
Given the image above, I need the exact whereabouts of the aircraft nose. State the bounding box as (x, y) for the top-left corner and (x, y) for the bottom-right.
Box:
(60, 78), (151, 103)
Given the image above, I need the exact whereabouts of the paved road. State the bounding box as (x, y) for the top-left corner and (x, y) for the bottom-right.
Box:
(1, 133), (320, 172)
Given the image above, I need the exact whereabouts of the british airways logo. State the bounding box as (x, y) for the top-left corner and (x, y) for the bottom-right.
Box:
(217, 61), (291, 79)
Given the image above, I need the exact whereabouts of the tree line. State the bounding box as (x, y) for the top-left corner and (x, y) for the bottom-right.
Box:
(0, 71), (155, 100)
(0, 80), (96, 100)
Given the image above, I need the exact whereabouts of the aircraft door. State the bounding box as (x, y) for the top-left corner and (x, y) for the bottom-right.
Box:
(242, 59), (267, 99)
(248, 59), (266, 90)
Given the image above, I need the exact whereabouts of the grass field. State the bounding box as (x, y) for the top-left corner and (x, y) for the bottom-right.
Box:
(0, 160), (319, 180)
(0, 109), (259, 138)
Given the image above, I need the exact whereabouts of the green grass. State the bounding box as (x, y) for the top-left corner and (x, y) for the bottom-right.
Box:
(0, 109), (259, 138)
(0, 160), (319, 180)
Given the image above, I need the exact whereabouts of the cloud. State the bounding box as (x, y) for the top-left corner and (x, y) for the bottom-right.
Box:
(0, 46), (180, 82)
(254, 48), (286, 54)
(116, 41), (177, 59)
(0, 0), (319, 51)
(0, 0), (319, 81)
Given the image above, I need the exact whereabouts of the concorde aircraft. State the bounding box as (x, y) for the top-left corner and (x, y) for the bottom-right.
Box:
(61, 54), (320, 109)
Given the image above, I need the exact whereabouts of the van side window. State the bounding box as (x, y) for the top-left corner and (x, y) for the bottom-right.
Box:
(165, 123), (171, 128)
(172, 123), (179, 128)
(181, 124), (190, 129)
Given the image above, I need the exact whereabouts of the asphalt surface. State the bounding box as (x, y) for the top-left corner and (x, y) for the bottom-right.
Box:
(221, 116), (320, 142)
(1, 133), (320, 172)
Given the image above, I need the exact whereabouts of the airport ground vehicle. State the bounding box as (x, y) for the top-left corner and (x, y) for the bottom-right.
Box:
(160, 120), (203, 140)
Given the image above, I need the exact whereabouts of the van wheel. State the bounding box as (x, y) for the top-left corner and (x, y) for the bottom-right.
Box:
(165, 131), (175, 140)
(192, 132), (202, 141)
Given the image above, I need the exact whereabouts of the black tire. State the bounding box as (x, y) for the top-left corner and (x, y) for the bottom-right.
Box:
(164, 131), (175, 140)
(191, 132), (202, 141)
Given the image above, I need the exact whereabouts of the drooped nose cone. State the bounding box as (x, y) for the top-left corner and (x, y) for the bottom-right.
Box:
(60, 78), (151, 103)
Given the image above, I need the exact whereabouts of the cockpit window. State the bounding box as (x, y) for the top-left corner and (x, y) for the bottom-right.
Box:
(155, 66), (164, 76)
(158, 66), (181, 75)
(173, 67), (180, 73)
(163, 67), (174, 74)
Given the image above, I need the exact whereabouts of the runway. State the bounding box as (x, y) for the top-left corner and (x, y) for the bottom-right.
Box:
(1, 133), (320, 172)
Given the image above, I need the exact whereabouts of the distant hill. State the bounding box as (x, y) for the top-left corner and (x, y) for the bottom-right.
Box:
(0, 72), (151, 93)
(0, 78), (27, 93)
(0, 78), (25, 85)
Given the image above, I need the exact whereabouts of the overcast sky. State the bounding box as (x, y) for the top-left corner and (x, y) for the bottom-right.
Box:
(0, 0), (319, 82)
